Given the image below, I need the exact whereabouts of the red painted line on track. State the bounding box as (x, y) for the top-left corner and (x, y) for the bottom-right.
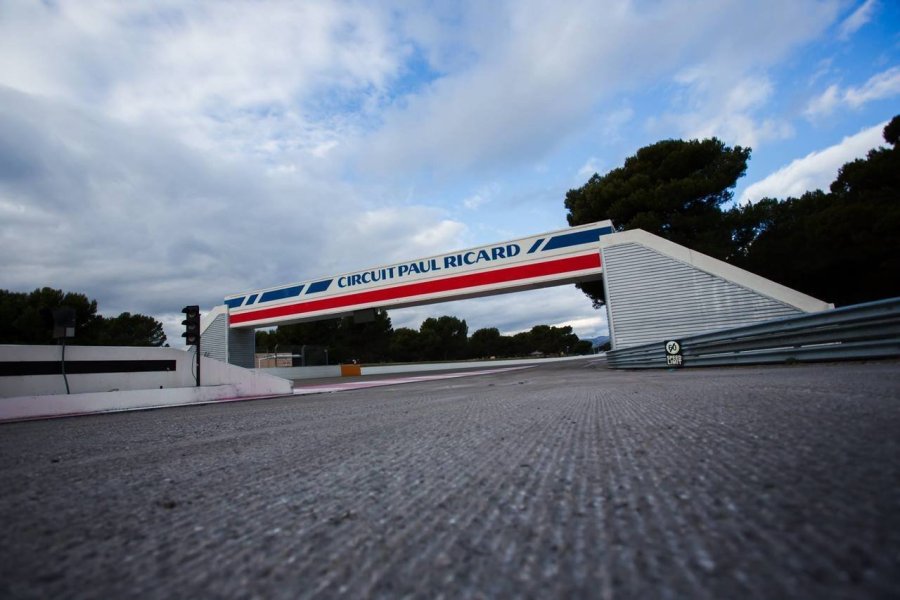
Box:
(232, 253), (601, 325)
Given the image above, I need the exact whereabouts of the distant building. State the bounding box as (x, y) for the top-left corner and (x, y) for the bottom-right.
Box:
(254, 352), (292, 368)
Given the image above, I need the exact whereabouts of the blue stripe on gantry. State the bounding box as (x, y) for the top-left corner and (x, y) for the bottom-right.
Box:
(541, 226), (613, 251)
(306, 279), (333, 294)
(526, 238), (545, 254)
(259, 285), (304, 303)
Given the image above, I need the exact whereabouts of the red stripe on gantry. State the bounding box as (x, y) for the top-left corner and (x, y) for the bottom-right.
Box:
(229, 253), (601, 325)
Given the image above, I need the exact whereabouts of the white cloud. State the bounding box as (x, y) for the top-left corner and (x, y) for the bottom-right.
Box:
(739, 120), (887, 204)
(577, 158), (602, 180)
(603, 107), (635, 133)
(838, 0), (877, 39)
(647, 1), (840, 148)
(0, 85), (462, 345)
(462, 193), (488, 210)
(461, 183), (500, 210)
(553, 315), (607, 338)
(360, 0), (839, 174)
(323, 206), (467, 274)
(805, 84), (841, 118)
(0, 1), (403, 167)
(0, 0), (843, 177)
(844, 67), (900, 107)
(805, 66), (900, 119)
(675, 74), (795, 147)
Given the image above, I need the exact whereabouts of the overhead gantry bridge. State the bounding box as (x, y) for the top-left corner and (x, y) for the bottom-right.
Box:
(200, 220), (830, 368)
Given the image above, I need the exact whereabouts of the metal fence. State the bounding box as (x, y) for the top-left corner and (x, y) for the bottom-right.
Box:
(606, 297), (900, 369)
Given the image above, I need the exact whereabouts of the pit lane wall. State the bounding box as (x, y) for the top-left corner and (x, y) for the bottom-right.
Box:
(0, 345), (292, 422)
(260, 353), (599, 380)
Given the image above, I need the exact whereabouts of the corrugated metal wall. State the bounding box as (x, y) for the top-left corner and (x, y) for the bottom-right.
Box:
(228, 328), (256, 368)
(202, 313), (228, 363)
(198, 308), (255, 368)
(602, 243), (803, 349)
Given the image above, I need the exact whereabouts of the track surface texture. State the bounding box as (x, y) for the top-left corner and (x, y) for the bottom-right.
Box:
(1, 359), (899, 599)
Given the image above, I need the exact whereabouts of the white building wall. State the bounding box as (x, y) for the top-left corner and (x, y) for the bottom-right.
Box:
(0, 344), (291, 401)
(0, 344), (195, 397)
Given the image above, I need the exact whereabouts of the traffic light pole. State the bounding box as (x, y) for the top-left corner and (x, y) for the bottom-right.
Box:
(182, 305), (201, 387)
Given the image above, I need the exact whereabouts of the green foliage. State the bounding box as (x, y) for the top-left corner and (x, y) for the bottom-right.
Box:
(565, 137), (750, 306)
(388, 327), (423, 362)
(469, 327), (504, 358)
(256, 319), (340, 354)
(98, 312), (167, 347)
(572, 339), (594, 354)
(419, 316), (468, 360)
(256, 313), (598, 363)
(0, 287), (167, 346)
(333, 311), (394, 363)
(526, 324), (580, 355)
(256, 312), (393, 364)
(565, 115), (900, 308)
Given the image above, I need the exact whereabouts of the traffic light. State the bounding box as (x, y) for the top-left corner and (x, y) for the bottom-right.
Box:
(182, 305), (200, 346)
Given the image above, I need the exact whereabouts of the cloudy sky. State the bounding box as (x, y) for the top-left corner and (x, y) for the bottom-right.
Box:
(1, 0), (898, 346)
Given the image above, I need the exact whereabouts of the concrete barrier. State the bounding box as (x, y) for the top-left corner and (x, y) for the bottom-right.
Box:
(259, 365), (342, 380)
(2, 385), (242, 421)
(0, 345), (292, 422)
(258, 354), (600, 380)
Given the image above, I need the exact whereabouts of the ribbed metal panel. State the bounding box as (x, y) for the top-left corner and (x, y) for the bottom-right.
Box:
(228, 329), (256, 368)
(202, 313), (228, 363)
(603, 243), (802, 349)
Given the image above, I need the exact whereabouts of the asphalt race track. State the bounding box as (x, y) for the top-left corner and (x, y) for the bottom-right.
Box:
(1, 359), (899, 598)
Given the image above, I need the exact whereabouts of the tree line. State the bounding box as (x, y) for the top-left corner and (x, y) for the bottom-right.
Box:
(0, 287), (167, 346)
(255, 312), (595, 364)
(565, 115), (900, 308)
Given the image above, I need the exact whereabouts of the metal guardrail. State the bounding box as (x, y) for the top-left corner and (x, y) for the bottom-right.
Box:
(606, 297), (900, 369)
